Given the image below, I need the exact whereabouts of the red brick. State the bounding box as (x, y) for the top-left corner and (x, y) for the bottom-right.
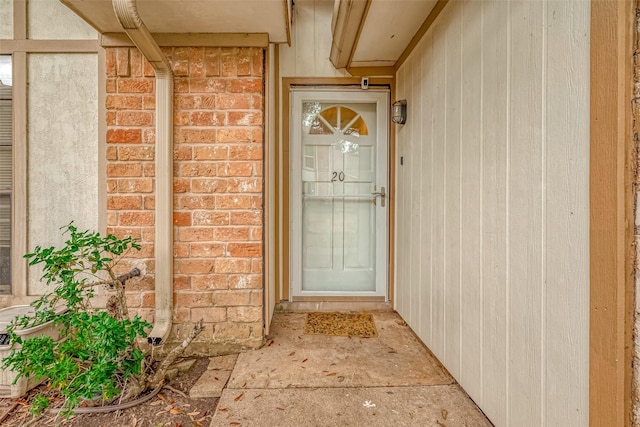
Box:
(251, 259), (263, 273)
(189, 78), (225, 93)
(192, 274), (228, 290)
(106, 111), (116, 125)
(107, 129), (142, 144)
(217, 162), (253, 177)
(174, 111), (190, 126)
(176, 195), (215, 210)
(237, 48), (252, 76)
(194, 146), (228, 160)
(175, 292), (213, 308)
(177, 129), (217, 143)
(229, 274), (262, 289)
(172, 47), (190, 76)
(228, 112), (262, 126)
(117, 178), (153, 193)
(141, 226), (155, 242)
(250, 290), (263, 306)
(175, 79), (189, 93)
(228, 178), (261, 193)
(227, 243), (262, 257)
(143, 56), (155, 77)
(107, 212), (117, 226)
(141, 292), (155, 307)
(251, 95), (263, 109)
(116, 48), (130, 77)
(117, 111), (153, 126)
(216, 94), (251, 110)
(226, 78), (263, 94)
(192, 211), (229, 226)
(251, 128), (263, 143)
(191, 307), (227, 323)
(229, 145), (262, 160)
(142, 95), (156, 110)
(129, 48), (143, 77)
(230, 211), (262, 225)
(106, 79), (117, 93)
(180, 259), (214, 274)
(179, 163), (216, 177)
(221, 48), (237, 77)
(143, 163), (155, 177)
(107, 227), (142, 240)
(119, 212), (154, 226)
(106, 146), (118, 160)
(250, 195), (263, 209)
(188, 47), (205, 77)
(118, 78), (153, 93)
(192, 178), (227, 193)
(106, 179), (117, 193)
(173, 211), (191, 226)
(252, 48), (264, 76)
(143, 195), (155, 210)
(176, 95), (216, 110)
(228, 306), (262, 323)
(216, 195), (252, 209)
(173, 275), (191, 290)
(204, 48), (221, 76)
(190, 111), (225, 126)
(179, 227), (214, 242)
(118, 146), (154, 160)
(214, 227), (250, 241)
(250, 227), (263, 240)
(174, 178), (191, 193)
(217, 128), (251, 143)
(106, 95), (142, 110)
(107, 163), (142, 177)
(173, 243), (190, 258)
(214, 290), (250, 306)
(107, 195), (142, 210)
(174, 146), (192, 160)
(214, 258), (250, 274)
(143, 129), (155, 143)
(191, 243), (225, 258)
(106, 48), (117, 77)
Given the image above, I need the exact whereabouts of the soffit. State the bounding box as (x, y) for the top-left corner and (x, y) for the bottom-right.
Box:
(338, 0), (438, 68)
(60, 0), (291, 44)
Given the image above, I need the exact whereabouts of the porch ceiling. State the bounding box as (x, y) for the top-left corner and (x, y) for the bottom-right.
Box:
(331, 0), (439, 69)
(60, 0), (291, 44)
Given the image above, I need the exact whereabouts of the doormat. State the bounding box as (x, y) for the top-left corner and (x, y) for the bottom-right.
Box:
(303, 312), (378, 338)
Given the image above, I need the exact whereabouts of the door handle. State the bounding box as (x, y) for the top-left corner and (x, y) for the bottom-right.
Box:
(371, 186), (386, 207)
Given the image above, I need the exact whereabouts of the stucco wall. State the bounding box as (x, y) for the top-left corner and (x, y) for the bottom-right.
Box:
(105, 47), (265, 354)
(0, 0), (11, 39)
(27, 53), (99, 295)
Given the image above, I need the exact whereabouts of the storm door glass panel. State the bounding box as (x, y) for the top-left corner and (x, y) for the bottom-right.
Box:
(301, 102), (376, 292)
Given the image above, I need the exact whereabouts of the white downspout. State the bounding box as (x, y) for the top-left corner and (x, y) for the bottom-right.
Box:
(112, 0), (173, 345)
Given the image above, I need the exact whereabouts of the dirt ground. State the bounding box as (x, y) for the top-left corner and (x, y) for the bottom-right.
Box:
(0, 358), (218, 427)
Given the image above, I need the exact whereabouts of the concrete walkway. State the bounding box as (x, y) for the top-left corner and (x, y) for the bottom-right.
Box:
(208, 311), (492, 426)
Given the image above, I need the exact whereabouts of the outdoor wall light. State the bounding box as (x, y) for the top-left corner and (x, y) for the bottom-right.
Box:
(392, 100), (407, 125)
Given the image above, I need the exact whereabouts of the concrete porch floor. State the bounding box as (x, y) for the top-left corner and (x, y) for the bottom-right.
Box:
(209, 311), (492, 426)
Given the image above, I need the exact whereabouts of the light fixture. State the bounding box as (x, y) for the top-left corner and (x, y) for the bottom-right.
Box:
(392, 100), (407, 125)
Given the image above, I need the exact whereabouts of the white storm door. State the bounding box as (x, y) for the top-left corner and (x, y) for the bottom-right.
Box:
(291, 90), (388, 298)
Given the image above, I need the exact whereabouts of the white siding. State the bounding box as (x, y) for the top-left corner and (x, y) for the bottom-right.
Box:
(279, 0), (350, 78)
(394, 1), (589, 426)
(27, 53), (99, 295)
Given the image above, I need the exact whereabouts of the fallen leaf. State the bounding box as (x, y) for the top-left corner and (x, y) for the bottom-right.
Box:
(442, 409), (448, 420)
(267, 340), (274, 346)
(150, 400), (164, 406)
(234, 393), (244, 401)
(326, 372), (337, 376)
(230, 423), (241, 426)
(131, 417), (137, 427)
(187, 411), (200, 416)
(169, 407), (184, 415)
(215, 377), (220, 381)
(302, 358), (308, 363)
(218, 407), (229, 412)
(157, 393), (165, 400)
(169, 397), (175, 404)
(15, 401), (28, 407)
(276, 407), (285, 411)
(288, 351), (295, 356)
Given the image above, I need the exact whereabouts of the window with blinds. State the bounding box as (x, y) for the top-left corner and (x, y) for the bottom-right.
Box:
(0, 55), (12, 294)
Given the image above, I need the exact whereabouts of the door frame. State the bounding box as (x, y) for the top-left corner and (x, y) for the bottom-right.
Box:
(277, 78), (396, 303)
(289, 89), (390, 299)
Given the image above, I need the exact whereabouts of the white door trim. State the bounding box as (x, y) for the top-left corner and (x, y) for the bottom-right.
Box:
(290, 89), (389, 299)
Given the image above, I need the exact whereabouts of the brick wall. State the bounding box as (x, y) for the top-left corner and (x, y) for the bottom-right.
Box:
(105, 46), (264, 354)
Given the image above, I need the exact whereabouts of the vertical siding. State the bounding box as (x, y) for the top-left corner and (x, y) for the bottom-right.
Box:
(394, 1), (589, 426)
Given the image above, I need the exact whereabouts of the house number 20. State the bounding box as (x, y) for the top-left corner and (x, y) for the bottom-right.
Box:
(331, 171), (345, 182)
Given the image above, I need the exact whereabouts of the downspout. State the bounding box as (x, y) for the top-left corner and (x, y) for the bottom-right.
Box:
(112, 0), (173, 345)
